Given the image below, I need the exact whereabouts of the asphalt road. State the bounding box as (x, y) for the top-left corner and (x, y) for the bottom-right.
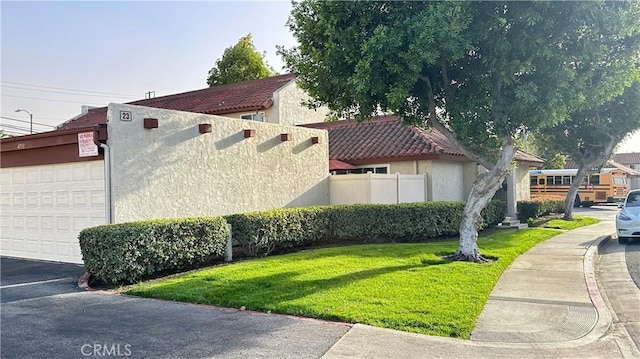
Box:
(574, 205), (640, 290)
(0, 257), (349, 359)
(626, 243), (640, 289)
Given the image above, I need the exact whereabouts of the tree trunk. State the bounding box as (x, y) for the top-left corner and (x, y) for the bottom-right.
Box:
(452, 144), (517, 262)
(562, 165), (590, 220)
(562, 139), (616, 220)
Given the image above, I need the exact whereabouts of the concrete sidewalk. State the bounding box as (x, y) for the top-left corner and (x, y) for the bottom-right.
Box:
(323, 218), (640, 358)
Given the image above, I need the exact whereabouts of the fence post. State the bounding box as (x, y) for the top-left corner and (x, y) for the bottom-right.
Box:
(396, 172), (401, 203)
(423, 173), (428, 201)
(225, 223), (233, 262)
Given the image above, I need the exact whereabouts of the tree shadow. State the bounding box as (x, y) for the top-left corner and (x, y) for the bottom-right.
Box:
(131, 263), (424, 316)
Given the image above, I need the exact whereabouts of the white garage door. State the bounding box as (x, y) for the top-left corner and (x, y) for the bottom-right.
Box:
(1, 161), (106, 264)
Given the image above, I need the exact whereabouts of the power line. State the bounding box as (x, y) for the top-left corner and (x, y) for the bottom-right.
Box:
(0, 116), (56, 128)
(1, 94), (107, 106)
(0, 123), (31, 132)
(2, 84), (137, 100)
(1, 129), (29, 136)
(1, 80), (140, 97)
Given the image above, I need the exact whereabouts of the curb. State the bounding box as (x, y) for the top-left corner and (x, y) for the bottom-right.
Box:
(580, 234), (614, 341)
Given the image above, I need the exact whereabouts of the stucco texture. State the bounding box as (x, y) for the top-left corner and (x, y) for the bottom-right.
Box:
(275, 82), (330, 126)
(106, 104), (329, 223)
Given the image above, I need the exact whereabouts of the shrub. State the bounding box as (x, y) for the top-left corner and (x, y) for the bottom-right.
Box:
(225, 207), (331, 257)
(79, 217), (228, 284)
(227, 201), (507, 256)
(517, 198), (565, 221)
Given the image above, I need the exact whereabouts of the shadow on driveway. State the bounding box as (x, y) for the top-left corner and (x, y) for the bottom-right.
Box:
(1, 257), (85, 303)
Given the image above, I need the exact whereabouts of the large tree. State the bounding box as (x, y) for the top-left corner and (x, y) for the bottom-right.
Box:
(207, 34), (276, 87)
(539, 81), (640, 220)
(282, 1), (640, 261)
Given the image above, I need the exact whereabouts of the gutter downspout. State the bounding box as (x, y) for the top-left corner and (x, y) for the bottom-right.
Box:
(99, 142), (112, 224)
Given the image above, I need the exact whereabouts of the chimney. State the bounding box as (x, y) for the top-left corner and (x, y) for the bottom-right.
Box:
(81, 105), (97, 114)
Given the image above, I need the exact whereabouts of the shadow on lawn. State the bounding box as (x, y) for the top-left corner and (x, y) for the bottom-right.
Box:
(134, 262), (445, 316)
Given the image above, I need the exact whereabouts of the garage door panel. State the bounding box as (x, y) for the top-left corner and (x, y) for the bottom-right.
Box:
(1, 161), (105, 264)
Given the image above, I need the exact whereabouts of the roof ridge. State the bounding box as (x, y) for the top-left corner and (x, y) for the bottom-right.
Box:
(128, 73), (295, 106)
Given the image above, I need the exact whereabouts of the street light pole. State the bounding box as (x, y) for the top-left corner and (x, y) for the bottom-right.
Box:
(14, 109), (33, 134)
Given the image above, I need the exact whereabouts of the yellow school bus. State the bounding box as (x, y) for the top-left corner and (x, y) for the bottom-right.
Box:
(529, 168), (627, 207)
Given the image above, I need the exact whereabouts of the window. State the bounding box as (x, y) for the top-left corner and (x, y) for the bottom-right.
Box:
(626, 192), (640, 207)
(554, 176), (562, 185)
(562, 176), (571, 185)
(589, 175), (600, 185)
(546, 176), (554, 185)
(349, 166), (388, 174)
(332, 165), (389, 175)
(241, 113), (265, 122)
(530, 176), (538, 186)
(539, 178), (545, 185)
(613, 177), (625, 185)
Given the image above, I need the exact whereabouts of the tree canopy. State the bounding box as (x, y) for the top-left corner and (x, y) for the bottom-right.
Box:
(282, 1), (640, 261)
(539, 81), (640, 218)
(207, 34), (277, 87)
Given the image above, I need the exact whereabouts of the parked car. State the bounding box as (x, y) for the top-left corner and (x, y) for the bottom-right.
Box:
(616, 189), (640, 244)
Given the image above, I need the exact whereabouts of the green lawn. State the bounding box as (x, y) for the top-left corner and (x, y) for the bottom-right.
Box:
(543, 215), (599, 230)
(127, 228), (562, 339)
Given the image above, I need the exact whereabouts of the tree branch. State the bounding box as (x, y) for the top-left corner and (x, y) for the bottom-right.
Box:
(419, 75), (493, 169)
(441, 61), (454, 98)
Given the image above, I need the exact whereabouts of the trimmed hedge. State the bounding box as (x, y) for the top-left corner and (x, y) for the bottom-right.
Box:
(227, 200), (506, 257)
(80, 201), (506, 283)
(79, 217), (228, 284)
(517, 198), (565, 221)
(225, 207), (331, 257)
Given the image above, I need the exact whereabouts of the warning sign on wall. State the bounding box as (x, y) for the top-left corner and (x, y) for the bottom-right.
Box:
(78, 132), (99, 157)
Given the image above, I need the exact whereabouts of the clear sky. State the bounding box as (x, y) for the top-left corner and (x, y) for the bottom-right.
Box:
(1, 1), (638, 153)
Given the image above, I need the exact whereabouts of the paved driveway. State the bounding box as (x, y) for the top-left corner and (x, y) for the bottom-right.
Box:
(0, 257), (349, 359)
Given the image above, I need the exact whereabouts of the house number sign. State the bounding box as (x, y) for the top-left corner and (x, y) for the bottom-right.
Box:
(120, 111), (132, 121)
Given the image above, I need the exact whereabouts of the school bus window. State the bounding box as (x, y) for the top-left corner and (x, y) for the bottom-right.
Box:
(554, 176), (562, 185)
(547, 176), (554, 185)
(562, 176), (571, 185)
(530, 176), (538, 186)
(538, 178), (545, 185)
(613, 177), (625, 185)
(589, 175), (600, 185)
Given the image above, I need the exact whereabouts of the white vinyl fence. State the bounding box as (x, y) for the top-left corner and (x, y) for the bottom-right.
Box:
(329, 173), (427, 205)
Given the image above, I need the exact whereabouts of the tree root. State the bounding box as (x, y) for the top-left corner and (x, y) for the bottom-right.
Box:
(445, 252), (492, 263)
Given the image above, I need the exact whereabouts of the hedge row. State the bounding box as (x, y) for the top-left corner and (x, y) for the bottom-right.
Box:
(80, 201), (506, 284)
(517, 198), (565, 221)
(79, 217), (228, 284)
(226, 200), (506, 257)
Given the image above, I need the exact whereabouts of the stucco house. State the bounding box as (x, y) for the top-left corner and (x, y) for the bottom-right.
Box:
(303, 116), (544, 204)
(614, 153), (640, 190)
(1, 103), (329, 264)
(58, 74), (329, 130)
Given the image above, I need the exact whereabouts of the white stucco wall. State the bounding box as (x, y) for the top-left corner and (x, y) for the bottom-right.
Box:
(430, 161), (466, 201)
(389, 161), (417, 174)
(275, 82), (330, 126)
(106, 104), (329, 223)
(515, 166), (531, 201)
(212, 82), (328, 126)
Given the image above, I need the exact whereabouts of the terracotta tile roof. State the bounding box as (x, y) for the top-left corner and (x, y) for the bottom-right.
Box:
(614, 152), (640, 165)
(303, 116), (543, 165)
(58, 74), (296, 130)
(329, 159), (357, 170)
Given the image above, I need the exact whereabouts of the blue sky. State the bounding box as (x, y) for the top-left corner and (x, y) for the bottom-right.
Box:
(1, 1), (638, 152)
(1, 1), (296, 130)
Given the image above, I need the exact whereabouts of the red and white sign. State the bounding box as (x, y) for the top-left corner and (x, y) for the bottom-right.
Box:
(78, 132), (99, 157)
